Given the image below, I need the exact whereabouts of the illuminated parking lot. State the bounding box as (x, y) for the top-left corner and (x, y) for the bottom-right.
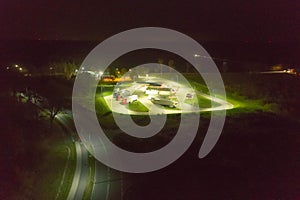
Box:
(102, 75), (233, 115)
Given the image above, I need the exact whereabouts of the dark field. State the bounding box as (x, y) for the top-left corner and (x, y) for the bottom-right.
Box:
(95, 73), (300, 199)
(1, 70), (300, 199)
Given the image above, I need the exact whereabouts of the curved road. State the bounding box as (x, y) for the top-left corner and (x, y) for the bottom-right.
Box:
(20, 91), (111, 200)
(56, 113), (89, 200)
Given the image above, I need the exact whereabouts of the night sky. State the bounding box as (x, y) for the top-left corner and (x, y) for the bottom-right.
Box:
(1, 0), (300, 42)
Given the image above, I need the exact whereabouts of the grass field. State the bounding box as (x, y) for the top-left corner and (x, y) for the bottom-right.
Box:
(184, 73), (266, 114)
(33, 137), (76, 200)
(95, 94), (111, 116)
(184, 94), (216, 109)
(127, 100), (149, 112)
(0, 97), (76, 200)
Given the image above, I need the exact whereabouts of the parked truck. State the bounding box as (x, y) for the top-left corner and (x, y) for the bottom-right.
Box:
(151, 97), (178, 108)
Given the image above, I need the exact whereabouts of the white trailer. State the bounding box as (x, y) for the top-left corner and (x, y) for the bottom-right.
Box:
(128, 95), (138, 103)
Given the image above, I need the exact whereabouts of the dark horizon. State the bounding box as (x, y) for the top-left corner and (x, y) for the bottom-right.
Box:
(1, 0), (300, 43)
(1, 39), (300, 71)
(1, 0), (300, 70)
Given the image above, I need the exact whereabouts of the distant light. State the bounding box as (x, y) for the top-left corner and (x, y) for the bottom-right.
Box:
(19, 67), (23, 71)
(6, 67), (9, 70)
(75, 69), (78, 73)
(15, 64), (19, 68)
(49, 67), (53, 70)
(194, 54), (200, 57)
(82, 67), (85, 70)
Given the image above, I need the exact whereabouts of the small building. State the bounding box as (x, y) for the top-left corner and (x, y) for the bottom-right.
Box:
(145, 86), (172, 96)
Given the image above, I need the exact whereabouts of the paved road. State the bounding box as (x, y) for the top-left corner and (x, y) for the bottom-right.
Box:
(92, 161), (123, 200)
(65, 142), (89, 200)
(19, 91), (110, 200)
(24, 97), (90, 200)
(90, 129), (124, 200)
(74, 143), (89, 200)
(57, 112), (123, 200)
(56, 113), (89, 200)
(66, 142), (83, 200)
(92, 160), (109, 200)
(22, 95), (90, 200)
